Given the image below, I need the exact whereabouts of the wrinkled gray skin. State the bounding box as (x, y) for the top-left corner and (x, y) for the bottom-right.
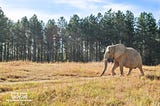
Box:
(100, 44), (144, 76)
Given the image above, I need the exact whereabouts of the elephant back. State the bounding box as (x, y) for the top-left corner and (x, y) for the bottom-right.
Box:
(114, 44), (126, 59)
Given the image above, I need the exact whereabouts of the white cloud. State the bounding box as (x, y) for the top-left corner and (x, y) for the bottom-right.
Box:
(52, 0), (141, 18)
(53, 0), (105, 9)
(101, 3), (146, 19)
(2, 7), (66, 23)
(1, 0), (159, 23)
(103, 3), (137, 12)
(88, 0), (105, 3)
(0, 0), (68, 23)
(149, 10), (160, 21)
(5, 9), (33, 21)
(54, 0), (87, 9)
(144, 0), (160, 3)
(52, 0), (107, 18)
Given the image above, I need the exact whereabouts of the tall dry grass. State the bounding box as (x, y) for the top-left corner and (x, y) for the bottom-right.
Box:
(0, 61), (160, 106)
(0, 61), (160, 82)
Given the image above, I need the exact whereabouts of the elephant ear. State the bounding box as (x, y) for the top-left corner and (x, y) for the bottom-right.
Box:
(114, 44), (126, 59)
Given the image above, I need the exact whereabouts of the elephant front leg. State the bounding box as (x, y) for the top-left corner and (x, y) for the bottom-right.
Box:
(111, 63), (118, 76)
(119, 64), (124, 76)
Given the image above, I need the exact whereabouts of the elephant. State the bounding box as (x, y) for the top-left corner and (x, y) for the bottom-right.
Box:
(100, 44), (144, 76)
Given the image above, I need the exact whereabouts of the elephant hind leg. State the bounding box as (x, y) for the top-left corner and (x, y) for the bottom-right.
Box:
(127, 68), (132, 76)
(138, 66), (144, 76)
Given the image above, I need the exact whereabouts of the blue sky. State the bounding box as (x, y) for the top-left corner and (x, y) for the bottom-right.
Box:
(0, 0), (160, 23)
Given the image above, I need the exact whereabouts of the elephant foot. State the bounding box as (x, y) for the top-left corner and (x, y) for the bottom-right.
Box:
(140, 73), (145, 76)
(111, 72), (116, 76)
(141, 73), (145, 76)
(120, 74), (124, 77)
(127, 73), (130, 76)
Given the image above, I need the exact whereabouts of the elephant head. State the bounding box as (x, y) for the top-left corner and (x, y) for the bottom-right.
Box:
(100, 44), (126, 76)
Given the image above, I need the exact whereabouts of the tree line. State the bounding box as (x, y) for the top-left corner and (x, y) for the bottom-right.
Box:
(0, 8), (160, 65)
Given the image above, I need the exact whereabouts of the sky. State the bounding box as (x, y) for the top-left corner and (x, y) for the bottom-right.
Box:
(0, 0), (160, 23)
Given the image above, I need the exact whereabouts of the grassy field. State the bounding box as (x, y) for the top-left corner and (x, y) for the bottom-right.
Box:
(0, 61), (160, 106)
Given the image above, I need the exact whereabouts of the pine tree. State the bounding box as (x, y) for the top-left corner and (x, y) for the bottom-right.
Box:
(45, 19), (58, 62)
(0, 8), (9, 61)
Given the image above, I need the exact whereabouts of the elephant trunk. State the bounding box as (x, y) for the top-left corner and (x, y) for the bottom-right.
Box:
(100, 59), (108, 76)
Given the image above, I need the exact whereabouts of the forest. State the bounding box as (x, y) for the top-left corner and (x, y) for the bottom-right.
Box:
(0, 8), (160, 65)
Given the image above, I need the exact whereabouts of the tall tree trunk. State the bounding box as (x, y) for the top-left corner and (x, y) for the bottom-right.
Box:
(4, 42), (7, 61)
(13, 45), (16, 60)
(24, 44), (26, 60)
(37, 47), (40, 62)
(61, 39), (64, 62)
(96, 41), (98, 61)
(86, 39), (89, 62)
(0, 43), (2, 61)
(16, 45), (19, 60)
(40, 43), (43, 62)
(98, 41), (101, 61)
(33, 40), (36, 62)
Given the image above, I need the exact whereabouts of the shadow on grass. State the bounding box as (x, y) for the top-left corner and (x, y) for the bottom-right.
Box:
(145, 74), (160, 80)
(53, 73), (101, 78)
(0, 86), (13, 93)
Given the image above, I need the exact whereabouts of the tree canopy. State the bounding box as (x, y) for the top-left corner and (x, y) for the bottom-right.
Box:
(0, 8), (160, 65)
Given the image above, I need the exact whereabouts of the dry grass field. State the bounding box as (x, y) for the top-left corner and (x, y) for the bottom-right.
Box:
(0, 61), (160, 106)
